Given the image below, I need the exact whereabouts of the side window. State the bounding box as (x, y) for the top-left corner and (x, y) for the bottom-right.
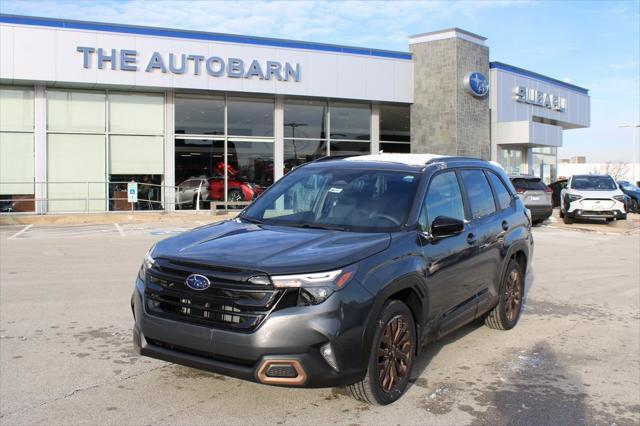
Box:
(421, 171), (465, 230)
(487, 171), (513, 210)
(460, 169), (497, 220)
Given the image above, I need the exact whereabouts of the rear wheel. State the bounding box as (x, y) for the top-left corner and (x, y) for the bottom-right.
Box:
(349, 300), (416, 405)
(485, 259), (524, 330)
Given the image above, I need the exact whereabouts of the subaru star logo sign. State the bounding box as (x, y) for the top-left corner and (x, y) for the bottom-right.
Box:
(464, 72), (489, 97)
(185, 274), (211, 291)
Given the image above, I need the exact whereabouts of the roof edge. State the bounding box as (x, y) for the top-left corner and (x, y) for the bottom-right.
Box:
(0, 13), (413, 60)
(490, 61), (589, 94)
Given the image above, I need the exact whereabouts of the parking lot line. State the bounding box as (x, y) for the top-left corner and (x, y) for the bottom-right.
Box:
(114, 223), (125, 237)
(7, 224), (32, 240)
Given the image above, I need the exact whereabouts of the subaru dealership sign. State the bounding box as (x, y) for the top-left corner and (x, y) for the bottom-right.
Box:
(76, 46), (302, 82)
(513, 85), (566, 112)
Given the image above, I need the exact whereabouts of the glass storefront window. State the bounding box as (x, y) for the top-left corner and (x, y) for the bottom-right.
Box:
(228, 97), (274, 137)
(47, 134), (106, 212)
(284, 99), (327, 139)
(0, 132), (35, 212)
(380, 104), (410, 142)
(109, 92), (164, 134)
(108, 174), (163, 211)
(284, 139), (326, 173)
(109, 135), (164, 175)
(500, 148), (523, 175)
(330, 103), (370, 140)
(381, 142), (410, 153)
(47, 90), (105, 132)
(227, 140), (274, 190)
(1, 87), (35, 213)
(330, 141), (370, 156)
(532, 147), (557, 184)
(174, 138), (273, 208)
(175, 96), (224, 135)
(0, 87), (34, 131)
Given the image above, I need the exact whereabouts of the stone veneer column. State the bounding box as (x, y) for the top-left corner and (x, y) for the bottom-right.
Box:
(409, 28), (490, 159)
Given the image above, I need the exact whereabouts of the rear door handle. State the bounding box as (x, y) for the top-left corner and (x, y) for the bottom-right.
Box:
(501, 221), (509, 231)
(466, 233), (476, 245)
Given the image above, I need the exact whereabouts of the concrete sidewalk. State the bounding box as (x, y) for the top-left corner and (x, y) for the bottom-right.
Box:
(0, 211), (237, 227)
(540, 209), (640, 235)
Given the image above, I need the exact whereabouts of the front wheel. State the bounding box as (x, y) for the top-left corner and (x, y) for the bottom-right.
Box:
(563, 214), (574, 224)
(631, 199), (639, 213)
(348, 300), (416, 405)
(485, 259), (524, 330)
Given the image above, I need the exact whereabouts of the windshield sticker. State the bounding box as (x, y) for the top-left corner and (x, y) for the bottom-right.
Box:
(328, 187), (343, 193)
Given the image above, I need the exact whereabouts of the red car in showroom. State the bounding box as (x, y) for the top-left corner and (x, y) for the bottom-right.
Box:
(177, 163), (263, 209)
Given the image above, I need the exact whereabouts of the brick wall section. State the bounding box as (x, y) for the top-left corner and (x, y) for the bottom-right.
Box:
(410, 37), (490, 159)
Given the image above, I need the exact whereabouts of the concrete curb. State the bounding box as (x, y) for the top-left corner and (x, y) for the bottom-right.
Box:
(0, 212), (237, 226)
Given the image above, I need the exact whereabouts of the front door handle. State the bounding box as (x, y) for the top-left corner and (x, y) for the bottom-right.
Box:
(466, 233), (476, 245)
(501, 220), (509, 231)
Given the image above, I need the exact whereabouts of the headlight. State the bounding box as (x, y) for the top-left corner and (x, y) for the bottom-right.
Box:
(613, 195), (625, 202)
(270, 266), (356, 305)
(138, 245), (156, 281)
(567, 194), (583, 202)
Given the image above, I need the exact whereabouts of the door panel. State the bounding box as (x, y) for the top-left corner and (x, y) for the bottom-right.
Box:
(419, 170), (478, 334)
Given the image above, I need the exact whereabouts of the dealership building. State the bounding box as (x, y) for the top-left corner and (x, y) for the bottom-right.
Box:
(0, 14), (591, 214)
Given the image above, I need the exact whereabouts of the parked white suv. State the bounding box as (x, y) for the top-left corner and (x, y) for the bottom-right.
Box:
(559, 174), (627, 224)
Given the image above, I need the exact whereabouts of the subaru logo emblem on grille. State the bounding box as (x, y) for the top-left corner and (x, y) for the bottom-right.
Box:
(185, 274), (210, 291)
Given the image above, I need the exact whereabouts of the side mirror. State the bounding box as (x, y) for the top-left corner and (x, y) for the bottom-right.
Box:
(431, 216), (465, 239)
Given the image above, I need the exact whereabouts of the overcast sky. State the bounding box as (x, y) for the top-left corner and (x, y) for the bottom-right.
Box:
(1, 0), (638, 163)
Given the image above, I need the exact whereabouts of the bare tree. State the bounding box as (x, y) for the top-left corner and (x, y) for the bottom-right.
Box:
(590, 162), (631, 180)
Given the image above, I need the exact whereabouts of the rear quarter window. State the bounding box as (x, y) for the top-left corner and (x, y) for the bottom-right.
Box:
(460, 169), (497, 220)
(487, 172), (513, 210)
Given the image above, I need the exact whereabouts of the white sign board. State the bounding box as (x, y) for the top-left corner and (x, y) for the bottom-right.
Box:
(127, 182), (138, 203)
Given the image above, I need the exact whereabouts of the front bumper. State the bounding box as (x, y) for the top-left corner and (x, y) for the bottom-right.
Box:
(566, 199), (626, 219)
(131, 277), (369, 388)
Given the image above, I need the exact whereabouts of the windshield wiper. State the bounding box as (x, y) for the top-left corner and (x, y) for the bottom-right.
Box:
(286, 222), (347, 231)
(238, 214), (264, 224)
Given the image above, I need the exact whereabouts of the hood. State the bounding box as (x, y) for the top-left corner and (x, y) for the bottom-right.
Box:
(153, 219), (391, 275)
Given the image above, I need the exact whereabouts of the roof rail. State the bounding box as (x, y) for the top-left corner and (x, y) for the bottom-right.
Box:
(425, 156), (482, 165)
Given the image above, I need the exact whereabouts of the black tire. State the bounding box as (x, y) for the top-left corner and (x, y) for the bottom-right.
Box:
(563, 214), (574, 224)
(559, 209), (564, 218)
(606, 218), (614, 222)
(485, 259), (524, 331)
(348, 300), (416, 405)
(631, 199), (639, 213)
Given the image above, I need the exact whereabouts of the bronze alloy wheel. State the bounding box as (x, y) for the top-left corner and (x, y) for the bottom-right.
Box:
(377, 314), (414, 394)
(504, 269), (522, 323)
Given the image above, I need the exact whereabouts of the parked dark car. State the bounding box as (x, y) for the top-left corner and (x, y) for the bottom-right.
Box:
(548, 178), (568, 207)
(617, 180), (640, 212)
(509, 175), (553, 222)
(132, 154), (533, 405)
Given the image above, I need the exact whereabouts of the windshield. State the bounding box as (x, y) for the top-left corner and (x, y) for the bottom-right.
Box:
(241, 166), (420, 232)
(571, 175), (617, 191)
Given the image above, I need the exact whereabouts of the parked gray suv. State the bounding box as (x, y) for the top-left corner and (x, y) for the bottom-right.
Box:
(509, 175), (553, 223)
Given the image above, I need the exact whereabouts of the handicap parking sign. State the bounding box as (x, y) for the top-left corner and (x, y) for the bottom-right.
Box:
(127, 182), (138, 203)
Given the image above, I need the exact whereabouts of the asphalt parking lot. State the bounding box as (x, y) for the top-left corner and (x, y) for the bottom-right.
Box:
(1, 216), (639, 425)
